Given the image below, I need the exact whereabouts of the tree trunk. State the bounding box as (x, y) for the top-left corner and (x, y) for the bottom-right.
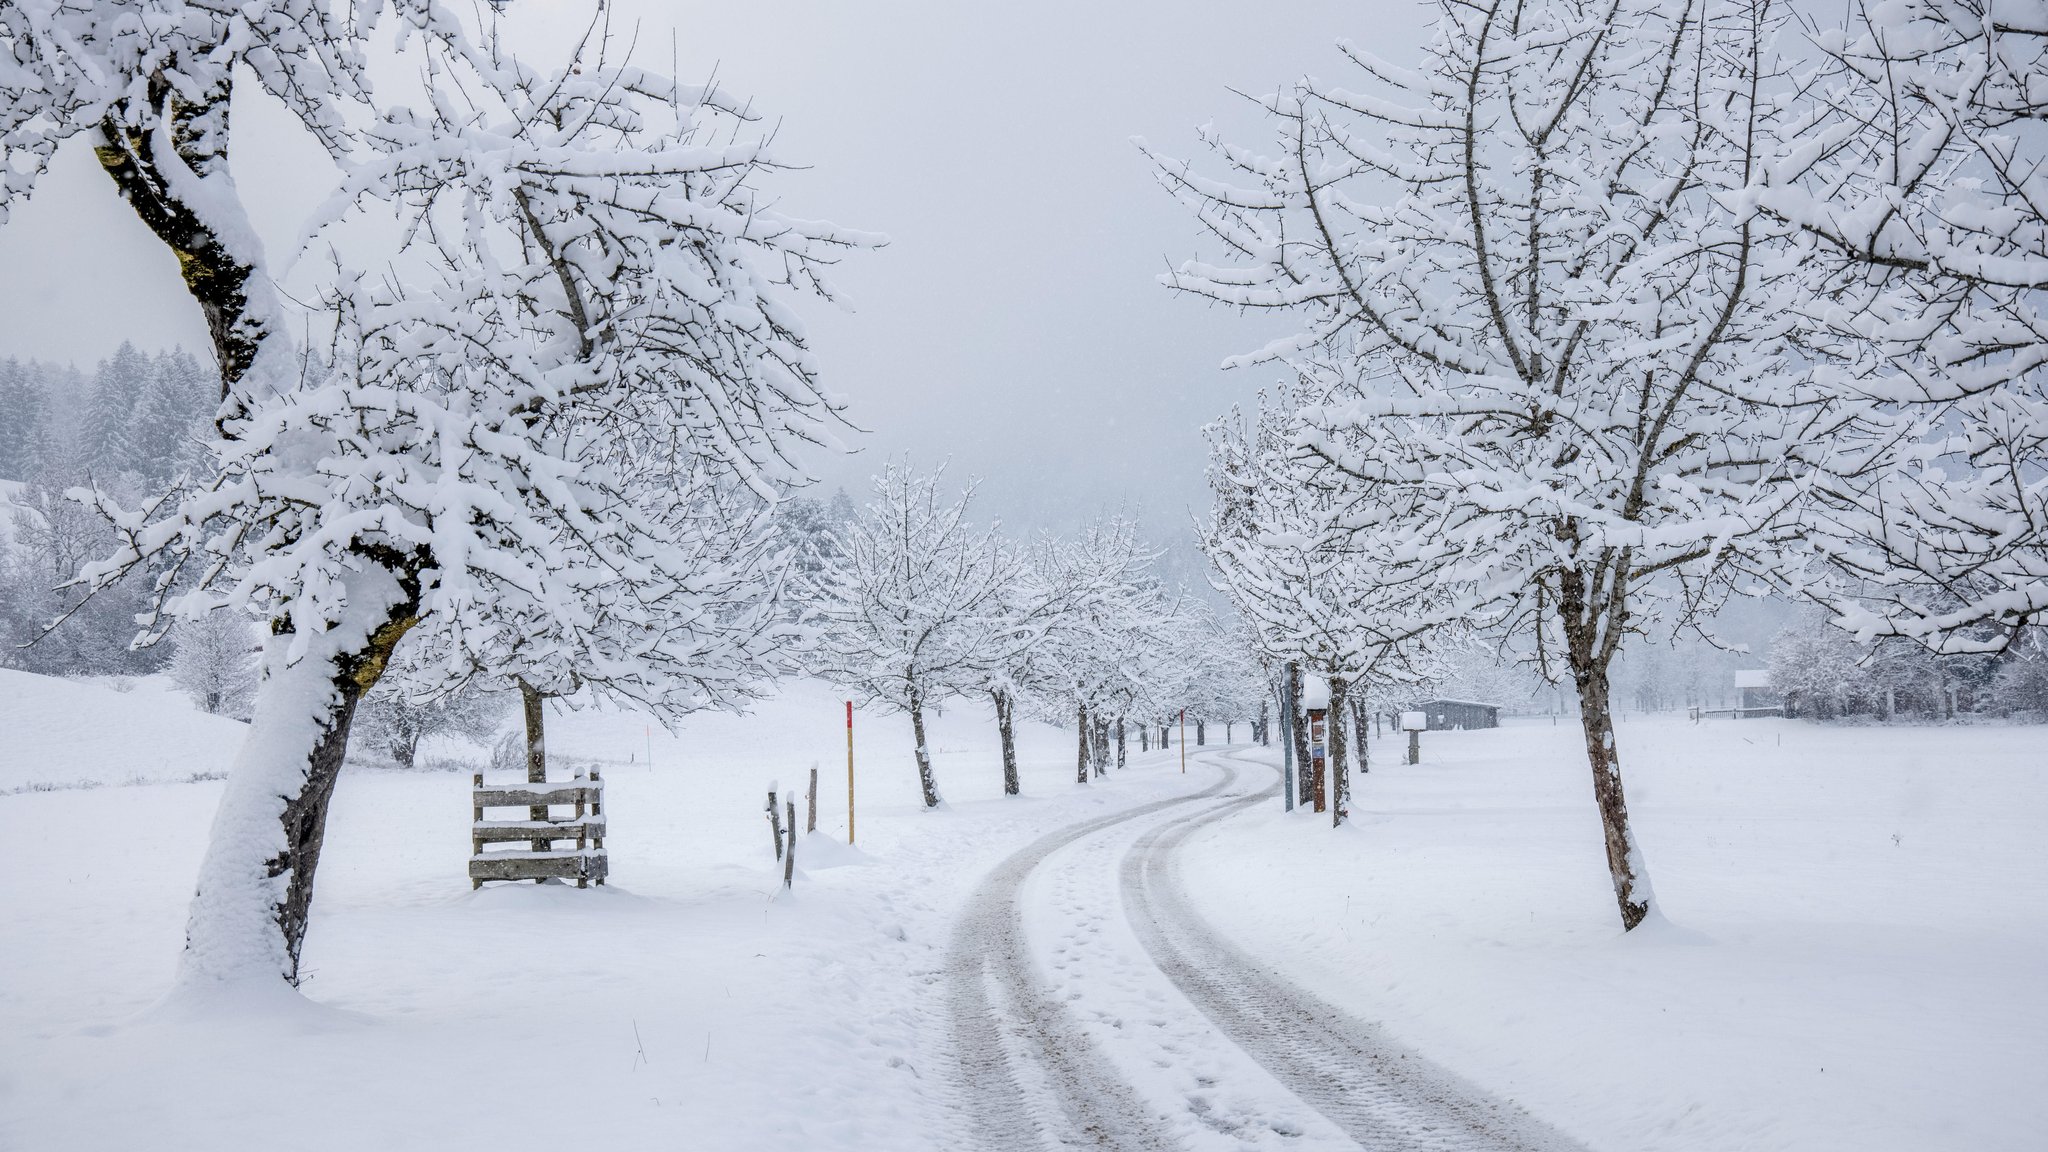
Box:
(518, 679), (550, 858)
(1278, 681), (1295, 811)
(93, 72), (272, 418)
(1092, 716), (1108, 777)
(176, 564), (417, 987)
(1116, 716), (1126, 769)
(1076, 703), (1090, 784)
(1140, 726), (1149, 752)
(1195, 719), (1206, 746)
(993, 688), (1020, 796)
(1560, 567), (1656, 931)
(1259, 697), (1270, 745)
(910, 686), (941, 808)
(1352, 697), (1369, 774)
(1329, 676), (1350, 827)
(1287, 662), (1311, 805)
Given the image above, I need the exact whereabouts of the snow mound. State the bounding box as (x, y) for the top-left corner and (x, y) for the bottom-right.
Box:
(0, 669), (246, 793)
(794, 830), (873, 869)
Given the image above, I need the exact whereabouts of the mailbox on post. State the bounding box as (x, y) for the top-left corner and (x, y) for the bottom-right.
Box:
(1400, 710), (1427, 765)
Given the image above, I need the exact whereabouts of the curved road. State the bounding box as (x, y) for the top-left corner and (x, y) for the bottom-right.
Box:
(944, 748), (1584, 1152)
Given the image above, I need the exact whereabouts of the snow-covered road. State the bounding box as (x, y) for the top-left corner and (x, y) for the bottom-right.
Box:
(945, 747), (1576, 1151)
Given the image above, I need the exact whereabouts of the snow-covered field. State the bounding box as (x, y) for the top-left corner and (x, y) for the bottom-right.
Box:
(3, 676), (2042, 1150)
(1183, 719), (2048, 1152)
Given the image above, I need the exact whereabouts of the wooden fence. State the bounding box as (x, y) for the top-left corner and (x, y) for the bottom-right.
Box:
(470, 769), (607, 888)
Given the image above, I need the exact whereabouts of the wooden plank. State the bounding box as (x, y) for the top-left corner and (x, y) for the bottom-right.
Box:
(473, 784), (602, 808)
(468, 851), (609, 883)
(470, 819), (605, 843)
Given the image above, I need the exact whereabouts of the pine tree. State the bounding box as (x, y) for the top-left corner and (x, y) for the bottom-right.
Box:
(82, 343), (149, 475)
(0, 358), (46, 480)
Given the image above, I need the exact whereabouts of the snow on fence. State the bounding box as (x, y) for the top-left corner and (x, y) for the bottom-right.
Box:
(469, 769), (607, 889)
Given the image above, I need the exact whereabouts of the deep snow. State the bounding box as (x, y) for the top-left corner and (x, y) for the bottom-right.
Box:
(3, 676), (2043, 1150)
(1181, 718), (2048, 1152)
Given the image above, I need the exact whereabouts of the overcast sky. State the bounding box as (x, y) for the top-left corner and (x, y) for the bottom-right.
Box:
(0, 0), (1425, 539)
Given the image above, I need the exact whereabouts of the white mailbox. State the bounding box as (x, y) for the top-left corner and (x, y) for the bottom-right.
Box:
(1399, 710), (1427, 732)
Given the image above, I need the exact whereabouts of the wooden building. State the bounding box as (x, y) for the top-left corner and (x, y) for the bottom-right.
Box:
(1414, 699), (1500, 731)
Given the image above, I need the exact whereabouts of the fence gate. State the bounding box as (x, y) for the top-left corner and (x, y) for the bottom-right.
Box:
(470, 769), (607, 888)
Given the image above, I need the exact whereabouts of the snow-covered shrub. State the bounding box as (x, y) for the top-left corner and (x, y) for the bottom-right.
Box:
(1989, 651), (2048, 719)
(167, 613), (258, 718)
(355, 681), (508, 769)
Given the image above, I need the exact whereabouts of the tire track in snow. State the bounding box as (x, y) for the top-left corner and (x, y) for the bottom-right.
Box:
(946, 766), (1239, 1151)
(1121, 750), (1587, 1152)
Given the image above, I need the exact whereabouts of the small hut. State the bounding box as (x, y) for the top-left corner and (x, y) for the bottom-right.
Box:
(1732, 670), (1782, 717)
(1415, 699), (1500, 731)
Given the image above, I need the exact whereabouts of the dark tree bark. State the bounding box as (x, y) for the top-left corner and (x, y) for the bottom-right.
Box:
(910, 684), (941, 808)
(1287, 662), (1311, 805)
(93, 71), (263, 412)
(1277, 681), (1295, 811)
(270, 578), (419, 982)
(1115, 716), (1126, 769)
(1076, 702), (1091, 784)
(992, 688), (1020, 795)
(1352, 697), (1369, 774)
(518, 678), (553, 860)
(1329, 676), (1350, 827)
(1558, 566), (1654, 930)
(1195, 719), (1206, 746)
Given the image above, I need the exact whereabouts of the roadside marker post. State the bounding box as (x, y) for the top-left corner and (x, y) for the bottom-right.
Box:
(846, 701), (856, 845)
(1401, 710), (1427, 765)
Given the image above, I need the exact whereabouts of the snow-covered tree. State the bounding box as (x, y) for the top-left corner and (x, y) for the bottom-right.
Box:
(1030, 516), (1192, 783)
(1156, 0), (1847, 923)
(814, 463), (1019, 808)
(15, 13), (868, 986)
(168, 611), (257, 718)
(1755, 2), (2048, 652)
(81, 343), (151, 477)
(0, 359), (51, 480)
(1200, 386), (1448, 823)
(354, 677), (507, 769)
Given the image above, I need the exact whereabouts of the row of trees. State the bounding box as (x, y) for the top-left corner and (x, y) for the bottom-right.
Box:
(1167, 0), (2048, 931)
(808, 462), (1256, 806)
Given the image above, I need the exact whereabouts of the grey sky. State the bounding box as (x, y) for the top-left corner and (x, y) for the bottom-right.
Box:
(0, 0), (1424, 537)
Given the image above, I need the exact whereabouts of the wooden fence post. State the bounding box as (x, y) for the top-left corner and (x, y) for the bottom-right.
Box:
(471, 773), (485, 889)
(783, 800), (798, 889)
(806, 767), (819, 834)
(767, 787), (783, 860)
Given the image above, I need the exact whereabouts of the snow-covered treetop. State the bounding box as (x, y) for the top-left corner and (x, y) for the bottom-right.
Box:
(67, 16), (879, 720)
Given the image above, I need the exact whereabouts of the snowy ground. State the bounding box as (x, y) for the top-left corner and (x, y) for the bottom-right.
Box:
(1181, 718), (2048, 1152)
(3, 676), (2043, 1150)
